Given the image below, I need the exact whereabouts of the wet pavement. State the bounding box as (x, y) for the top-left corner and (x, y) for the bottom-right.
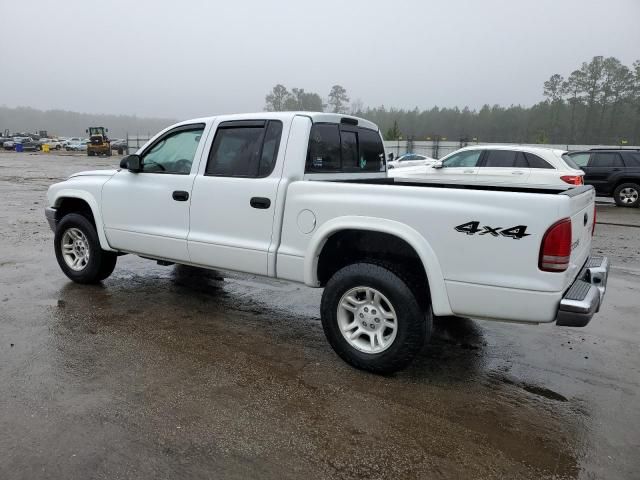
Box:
(1, 152), (639, 479)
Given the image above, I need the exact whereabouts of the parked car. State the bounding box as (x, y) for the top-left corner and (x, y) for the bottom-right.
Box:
(65, 140), (88, 152)
(390, 145), (585, 189)
(387, 153), (435, 169)
(38, 138), (62, 150)
(564, 148), (640, 207)
(3, 137), (38, 151)
(3, 137), (21, 150)
(15, 137), (40, 152)
(45, 112), (607, 374)
(63, 137), (83, 149)
(110, 139), (127, 153)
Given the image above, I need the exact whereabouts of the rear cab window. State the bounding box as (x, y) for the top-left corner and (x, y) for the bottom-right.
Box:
(306, 123), (385, 173)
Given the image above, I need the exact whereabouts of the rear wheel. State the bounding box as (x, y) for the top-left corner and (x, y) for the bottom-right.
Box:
(321, 262), (430, 374)
(54, 213), (117, 283)
(613, 183), (640, 207)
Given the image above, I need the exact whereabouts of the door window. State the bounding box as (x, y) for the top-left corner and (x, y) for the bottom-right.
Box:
(442, 150), (482, 167)
(483, 150), (527, 168)
(205, 120), (283, 177)
(524, 152), (553, 169)
(590, 152), (623, 168)
(566, 153), (590, 167)
(624, 153), (640, 167)
(141, 125), (204, 174)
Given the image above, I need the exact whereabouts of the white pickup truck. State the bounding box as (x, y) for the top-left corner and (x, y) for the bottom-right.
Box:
(46, 112), (609, 373)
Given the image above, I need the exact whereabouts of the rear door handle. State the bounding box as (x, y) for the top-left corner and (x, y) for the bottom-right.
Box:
(511, 171), (525, 175)
(463, 169), (475, 173)
(250, 197), (271, 209)
(172, 190), (189, 201)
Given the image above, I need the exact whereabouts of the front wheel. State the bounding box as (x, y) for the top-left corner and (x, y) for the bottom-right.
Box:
(321, 262), (430, 374)
(54, 213), (117, 283)
(613, 183), (640, 207)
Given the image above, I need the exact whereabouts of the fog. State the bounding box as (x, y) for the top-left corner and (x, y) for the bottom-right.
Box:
(1, 0), (638, 120)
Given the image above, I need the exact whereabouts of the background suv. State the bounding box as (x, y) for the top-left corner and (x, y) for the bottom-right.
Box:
(564, 148), (640, 207)
(390, 145), (584, 189)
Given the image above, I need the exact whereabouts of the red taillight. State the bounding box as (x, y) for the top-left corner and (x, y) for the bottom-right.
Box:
(539, 218), (572, 272)
(560, 175), (584, 186)
(592, 204), (596, 235)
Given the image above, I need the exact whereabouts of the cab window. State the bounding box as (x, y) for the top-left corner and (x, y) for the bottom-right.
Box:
(205, 120), (283, 178)
(141, 125), (204, 174)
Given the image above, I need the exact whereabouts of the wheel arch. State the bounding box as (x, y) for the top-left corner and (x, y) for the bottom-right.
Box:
(305, 216), (452, 316)
(51, 190), (114, 251)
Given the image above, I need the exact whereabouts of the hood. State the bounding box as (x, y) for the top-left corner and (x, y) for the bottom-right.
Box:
(68, 169), (118, 179)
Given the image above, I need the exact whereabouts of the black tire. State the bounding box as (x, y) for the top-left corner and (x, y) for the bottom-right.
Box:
(55, 145), (61, 150)
(613, 183), (640, 208)
(321, 262), (431, 374)
(54, 213), (117, 284)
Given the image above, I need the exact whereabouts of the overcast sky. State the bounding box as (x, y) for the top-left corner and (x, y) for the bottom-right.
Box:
(1, 0), (638, 120)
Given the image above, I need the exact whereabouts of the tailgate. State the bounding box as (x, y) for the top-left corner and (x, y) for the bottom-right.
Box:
(563, 186), (595, 276)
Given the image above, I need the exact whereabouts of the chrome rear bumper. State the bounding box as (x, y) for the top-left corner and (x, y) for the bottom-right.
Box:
(556, 256), (609, 327)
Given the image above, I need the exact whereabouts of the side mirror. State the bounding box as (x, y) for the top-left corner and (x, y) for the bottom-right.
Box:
(120, 154), (141, 172)
(432, 160), (444, 169)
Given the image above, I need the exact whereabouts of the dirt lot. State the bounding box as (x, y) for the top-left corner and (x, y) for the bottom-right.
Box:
(1, 152), (639, 480)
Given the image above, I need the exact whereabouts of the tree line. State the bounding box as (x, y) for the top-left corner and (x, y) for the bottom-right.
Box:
(264, 56), (640, 145)
(265, 84), (350, 114)
(0, 106), (176, 139)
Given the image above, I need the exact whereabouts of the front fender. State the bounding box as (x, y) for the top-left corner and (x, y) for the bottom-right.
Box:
(48, 186), (114, 252)
(304, 216), (452, 316)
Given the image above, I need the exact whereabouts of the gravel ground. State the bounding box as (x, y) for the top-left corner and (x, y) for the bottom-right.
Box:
(1, 152), (639, 480)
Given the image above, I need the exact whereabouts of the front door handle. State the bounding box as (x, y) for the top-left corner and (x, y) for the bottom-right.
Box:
(172, 190), (189, 201)
(511, 171), (525, 175)
(463, 169), (475, 173)
(250, 197), (271, 209)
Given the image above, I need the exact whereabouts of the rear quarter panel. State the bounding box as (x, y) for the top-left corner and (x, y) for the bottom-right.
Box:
(278, 181), (592, 315)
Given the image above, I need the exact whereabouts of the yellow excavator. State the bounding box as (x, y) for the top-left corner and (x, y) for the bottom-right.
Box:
(86, 126), (111, 156)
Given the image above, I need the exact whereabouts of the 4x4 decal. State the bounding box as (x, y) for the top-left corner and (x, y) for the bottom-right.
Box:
(455, 221), (530, 239)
